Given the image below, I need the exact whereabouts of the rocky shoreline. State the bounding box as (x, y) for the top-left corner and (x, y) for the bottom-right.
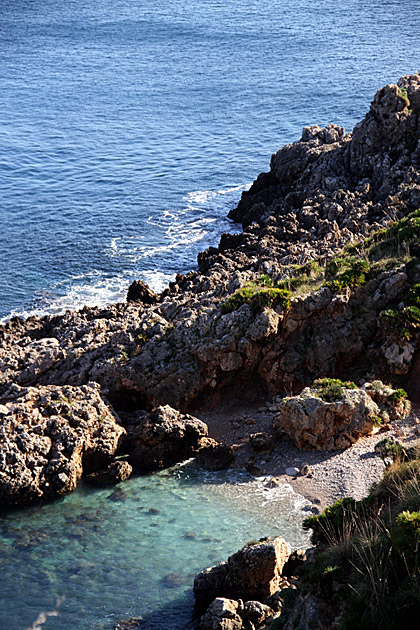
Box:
(2, 74), (420, 628)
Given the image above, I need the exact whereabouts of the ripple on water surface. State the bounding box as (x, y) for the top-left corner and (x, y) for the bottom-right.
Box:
(0, 461), (311, 630)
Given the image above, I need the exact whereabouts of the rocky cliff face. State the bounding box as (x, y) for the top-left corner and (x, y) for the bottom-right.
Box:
(2, 76), (420, 415)
(1, 76), (420, 506)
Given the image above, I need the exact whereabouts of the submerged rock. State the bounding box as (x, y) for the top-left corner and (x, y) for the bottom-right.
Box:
(114, 618), (143, 630)
(161, 571), (189, 589)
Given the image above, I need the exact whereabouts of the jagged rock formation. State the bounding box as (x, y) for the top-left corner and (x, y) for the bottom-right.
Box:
(1, 76), (420, 505)
(85, 460), (133, 486)
(194, 537), (291, 613)
(122, 404), (208, 471)
(194, 538), (298, 629)
(126, 280), (160, 304)
(0, 387), (208, 505)
(196, 437), (235, 470)
(226, 75), (420, 272)
(200, 598), (276, 630)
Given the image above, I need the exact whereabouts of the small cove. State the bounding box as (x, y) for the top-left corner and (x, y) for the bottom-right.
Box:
(0, 461), (311, 630)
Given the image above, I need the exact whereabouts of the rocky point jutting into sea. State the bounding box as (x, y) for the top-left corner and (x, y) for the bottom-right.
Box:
(2, 75), (420, 629)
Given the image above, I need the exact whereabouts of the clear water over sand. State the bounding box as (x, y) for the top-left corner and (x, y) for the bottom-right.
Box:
(0, 462), (310, 629)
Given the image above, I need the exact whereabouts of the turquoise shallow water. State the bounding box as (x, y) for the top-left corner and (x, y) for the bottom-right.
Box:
(0, 461), (311, 630)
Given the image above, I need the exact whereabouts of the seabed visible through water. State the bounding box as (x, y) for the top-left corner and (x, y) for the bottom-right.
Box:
(0, 460), (311, 630)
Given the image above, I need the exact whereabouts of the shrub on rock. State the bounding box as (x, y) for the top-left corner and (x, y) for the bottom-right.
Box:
(272, 379), (409, 450)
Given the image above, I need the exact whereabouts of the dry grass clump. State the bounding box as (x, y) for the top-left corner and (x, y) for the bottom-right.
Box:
(302, 453), (420, 629)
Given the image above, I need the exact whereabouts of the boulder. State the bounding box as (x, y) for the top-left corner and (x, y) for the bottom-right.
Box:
(0, 383), (125, 506)
(249, 432), (274, 453)
(194, 538), (291, 612)
(125, 405), (208, 471)
(85, 460), (132, 486)
(225, 538), (291, 602)
(272, 384), (382, 450)
(196, 437), (235, 470)
(244, 601), (274, 626)
(194, 562), (229, 613)
(363, 380), (411, 419)
(200, 598), (243, 630)
(126, 280), (159, 304)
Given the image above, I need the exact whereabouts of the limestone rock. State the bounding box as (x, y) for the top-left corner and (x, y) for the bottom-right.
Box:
(0, 383), (125, 506)
(282, 549), (307, 577)
(126, 405), (208, 471)
(200, 598), (243, 630)
(85, 460), (132, 486)
(383, 340), (415, 374)
(280, 592), (342, 630)
(363, 380), (411, 419)
(194, 562), (229, 613)
(126, 280), (159, 304)
(272, 385), (381, 450)
(194, 538), (291, 612)
(243, 600), (274, 626)
(1, 77), (420, 416)
(196, 437), (234, 470)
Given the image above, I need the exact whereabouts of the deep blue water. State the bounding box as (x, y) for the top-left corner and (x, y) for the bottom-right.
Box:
(1, 0), (420, 320)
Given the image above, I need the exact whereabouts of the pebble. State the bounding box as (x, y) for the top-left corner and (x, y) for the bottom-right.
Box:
(285, 467), (300, 477)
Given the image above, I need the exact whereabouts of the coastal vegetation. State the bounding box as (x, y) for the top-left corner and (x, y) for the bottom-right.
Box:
(278, 207), (420, 300)
(300, 451), (420, 629)
(220, 208), (420, 335)
(311, 378), (357, 402)
(2, 75), (420, 629)
(220, 278), (291, 315)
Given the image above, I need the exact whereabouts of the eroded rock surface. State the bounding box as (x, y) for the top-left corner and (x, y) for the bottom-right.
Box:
(194, 537), (291, 613)
(1, 77), (420, 507)
(0, 383), (125, 506)
(271, 380), (410, 450)
(196, 437), (235, 470)
(124, 405), (208, 471)
(1, 77), (420, 414)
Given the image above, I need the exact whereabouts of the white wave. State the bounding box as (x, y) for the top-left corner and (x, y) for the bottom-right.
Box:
(2, 182), (250, 322)
(0, 269), (175, 323)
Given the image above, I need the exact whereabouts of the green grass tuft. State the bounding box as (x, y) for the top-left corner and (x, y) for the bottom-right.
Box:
(221, 283), (291, 315)
(312, 377), (357, 402)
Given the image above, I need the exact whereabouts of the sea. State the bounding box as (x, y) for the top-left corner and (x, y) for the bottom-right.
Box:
(1, 0), (420, 628)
